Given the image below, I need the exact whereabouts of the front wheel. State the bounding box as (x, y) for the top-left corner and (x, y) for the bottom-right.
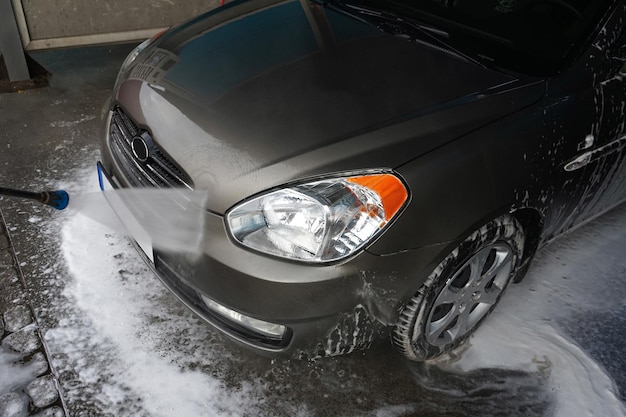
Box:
(393, 215), (525, 361)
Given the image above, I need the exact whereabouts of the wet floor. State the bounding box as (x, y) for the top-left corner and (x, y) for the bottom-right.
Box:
(0, 45), (625, 417)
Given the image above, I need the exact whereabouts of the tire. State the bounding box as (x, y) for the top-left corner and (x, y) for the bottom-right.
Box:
(393, 215), (525, 361)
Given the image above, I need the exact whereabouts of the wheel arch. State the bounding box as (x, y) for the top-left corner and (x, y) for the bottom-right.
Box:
(391, 213), (526, 360)
(509, 207), (545, 282)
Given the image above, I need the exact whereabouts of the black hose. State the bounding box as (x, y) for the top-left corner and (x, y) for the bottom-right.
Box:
(0, 186), (70, 210)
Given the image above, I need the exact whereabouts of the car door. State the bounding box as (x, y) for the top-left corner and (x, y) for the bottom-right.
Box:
(567, 3), (626, 222)
(542, 2), (626, 237)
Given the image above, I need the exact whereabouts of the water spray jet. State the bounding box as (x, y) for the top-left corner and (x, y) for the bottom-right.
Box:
(0, 186), (70, 210)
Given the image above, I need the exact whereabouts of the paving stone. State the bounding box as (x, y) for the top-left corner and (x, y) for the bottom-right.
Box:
(0, 266), (20, 289)
(31, 407), (65, 417)
(0, 211), (65, 417)
(0, 285), (24, 312)
(2, 328), (41, 354)
(0, 233), (9, 250)
(3, 306), (33, 333)
(31, 407), (64, 417)
(23, 352), (49, 378)
(26, 376), (59, 409)
(0, 392), (29, 417)
(0, 249), (13, 266)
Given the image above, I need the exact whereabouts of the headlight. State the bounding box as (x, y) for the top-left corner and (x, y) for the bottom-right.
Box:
(226, 172), (409, 263)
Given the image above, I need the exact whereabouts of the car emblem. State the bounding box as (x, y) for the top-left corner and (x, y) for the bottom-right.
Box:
(131, 134), (150, 162)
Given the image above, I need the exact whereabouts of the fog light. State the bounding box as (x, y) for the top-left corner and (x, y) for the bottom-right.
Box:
(200, 295), (286, 340)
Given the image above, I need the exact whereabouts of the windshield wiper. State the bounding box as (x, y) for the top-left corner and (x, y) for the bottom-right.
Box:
(325, 1), (490, 68)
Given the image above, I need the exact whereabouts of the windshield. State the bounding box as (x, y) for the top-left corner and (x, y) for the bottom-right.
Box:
(327, 0), (616, 76)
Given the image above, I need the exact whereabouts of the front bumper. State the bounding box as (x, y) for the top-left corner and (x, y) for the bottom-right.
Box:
(98, 110), (446, 358)
(97, 160), (401, 357)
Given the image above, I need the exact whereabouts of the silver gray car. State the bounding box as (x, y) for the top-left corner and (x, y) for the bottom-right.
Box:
(99, 0), (626, 361)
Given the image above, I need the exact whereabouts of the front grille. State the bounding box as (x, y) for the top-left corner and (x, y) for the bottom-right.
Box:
(109, 106), (192, 188)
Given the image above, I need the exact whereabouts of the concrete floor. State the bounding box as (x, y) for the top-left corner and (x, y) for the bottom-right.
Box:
(0, 44), (134, 181)
(0, 44), (134, 417)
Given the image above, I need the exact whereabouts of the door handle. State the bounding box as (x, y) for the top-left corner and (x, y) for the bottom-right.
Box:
(564, 152), (592, 172)
(564, 135), (626, 172)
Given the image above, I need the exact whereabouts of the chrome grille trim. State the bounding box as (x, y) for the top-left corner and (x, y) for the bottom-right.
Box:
(109, 106), (192, 189)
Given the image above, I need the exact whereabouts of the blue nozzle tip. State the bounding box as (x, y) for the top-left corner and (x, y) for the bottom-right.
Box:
(49, 190), (70, 210)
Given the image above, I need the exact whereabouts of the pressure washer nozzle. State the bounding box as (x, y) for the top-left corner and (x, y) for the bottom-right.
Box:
(39, 190), (70, 210)
(0, 186), (70, 210)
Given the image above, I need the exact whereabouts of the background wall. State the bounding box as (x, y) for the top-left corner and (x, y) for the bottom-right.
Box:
(12, 0), (222, 49)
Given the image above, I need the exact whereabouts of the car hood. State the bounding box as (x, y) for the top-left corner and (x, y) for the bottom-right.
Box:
(115, 0), (545, 213)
